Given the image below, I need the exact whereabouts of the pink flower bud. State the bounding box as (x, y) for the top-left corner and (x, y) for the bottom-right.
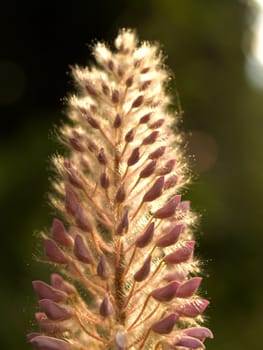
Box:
(127, 147), (140, 166)
(164, 175), (178, 190)
(44, 239), (69, 264)
(125, 76), (133, 87)
(51, 219), (73, 247)
(135, 222), (155, 248)
(151, 281), (180, 302)
(176, 277), (202, 298)
(116, 209), (129, 235)
(142, 131), (159, 145)
(174, 336), (205, 349)
(35, 313), (67, 334)
(139, 160), (157, 178)
(114, 331), (126, 350)
(125, 128), (134, 142)
(140, 80), (152, 90)
(154, 195), (181, 219)
(85, 82), (98, 97)
(134, 255), (151, 282)
(99, 296), (113, 317)
(65, 185), (78, 216)
(86, 115), (100, 129)
(164, 269), (188, 282)
(113, 113), (122, 128)
(132, 95), (144, 108)
(75, 205), (92, 232)
(177, 299), (210, 317)
(27, 333), (41, 341)
(112, 89), (120, 104)
(156, 224), (185, 247)
(156, 159), (176, 175)
(143, 176), (164, 202)
(50, 274), (75, 295)
(151, 313), (179, 334)
(183, 327), (214, 340)
(97, 255), (110, 280)
(69, 137), (85, 152)
(64, 160), (84, 189)
(97, 148), (107, 165)
(32, 281), (67, 302)
(149, 119), (165, 129)
(74, 235), (93, 264)
(148, 146), (166, 160)
(39, 299), (73, 321)
(139, 112), (151, 124)
(165, 241), (195, 264)
(100, 171), (110, 189)
(116, 184), (126, 203)
(30, 335), (72, 350)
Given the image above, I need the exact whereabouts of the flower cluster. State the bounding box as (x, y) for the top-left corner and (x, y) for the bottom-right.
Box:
(28, 29), (213, 350)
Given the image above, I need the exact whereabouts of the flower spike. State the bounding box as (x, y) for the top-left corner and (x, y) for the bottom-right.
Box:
(29, 29), (212, 350)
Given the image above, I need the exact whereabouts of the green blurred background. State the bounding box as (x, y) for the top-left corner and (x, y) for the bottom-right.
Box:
(1, 0), (263, 349)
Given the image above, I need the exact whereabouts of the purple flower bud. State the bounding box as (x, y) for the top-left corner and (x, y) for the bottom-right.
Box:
(135, 222), (155, 248)
(39, 299), (73, 321)
(143, 176), (164, 202)
(151, 313), (179, 334)
(132, 95), (144, 108)
(149, 119), (165, 129)
(142, 131), (159, 145)
(99, 296), (113, 317)
(97, 255), (110, 280)
(151, 281), (180, 302)
(134, 255), (151, 282)
(125, 76), (133, 87)
(139, 112), (151, 124)
(177, 299), (210, 317)
(165, 241), (195, 264)
(112, 89), (120, 104)
(29, 335), (72, 350)
(97, 148), (107, 165)
(114, 331), (126, 350)
(156, 159), (176, 175)
(154, 195), (181, 219)
(100, 171), (110, 189)
(35, 313), (67, 334)
(140, 80), (151, 90)
(113, 114), (122, 128)
(51, 218), (73, 247)
(116, 185), (126, 203)
(102, 83), (110, 96)
(86, 115), (100, 129)
(174, 336), (205, 349)
(176, 277), (202, 298)
(85, 83), (98, 97)
(64, 160), (84, 189)
(27, 333), (41, 341)
(116, 209), (129, 235)
(74, 235), (93, 264)
(32, 280), (67, 302)
(141, 67), (150, 74)
(65, 185), (78, 216)
(156, 224), (185, 248)
(44, 239), (69, 264)
(127, 147), (140, 166)
(183, 327), (214, 340)
(139, 160), (157, 178)
(87, 139), (98, 153)
(50, 274), (75, 295)
(148, 146), (166, 160)
(75, 205), (92, 232)
(164, 174), (178, 190)
(125, 129), (134, 142)
(69, 137), (85, 152)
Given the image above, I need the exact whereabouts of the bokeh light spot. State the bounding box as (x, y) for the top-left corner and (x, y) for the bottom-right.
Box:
(185, 130), (218, 173)
(0, 61), (26, 104)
